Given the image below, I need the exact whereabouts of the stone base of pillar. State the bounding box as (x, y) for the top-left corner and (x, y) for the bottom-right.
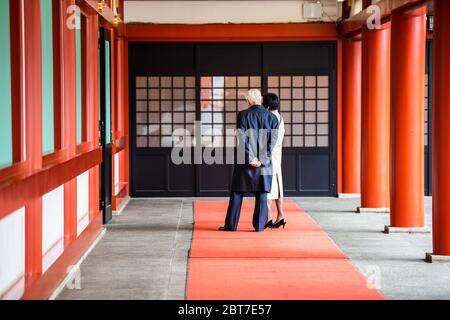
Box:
(338, 193), (360, 199)
(384, 225), (430, 234)
(356, 207), (390, 213)
(425, 253), (450, 263)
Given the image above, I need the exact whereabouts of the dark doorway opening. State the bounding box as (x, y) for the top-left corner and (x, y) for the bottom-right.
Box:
(99, 28), (113, 223)
(425, 39), (432, 197)
(129, 42), (337, 197)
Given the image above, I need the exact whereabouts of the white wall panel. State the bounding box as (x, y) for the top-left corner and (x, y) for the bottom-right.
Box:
(0, 207), (25, 300)
(42, 185), (65, 273)
(77, 171), (90, 236)
(124, 1), (338, 24)
(350, 0), (363, 17)
(114, 152), (120, 195)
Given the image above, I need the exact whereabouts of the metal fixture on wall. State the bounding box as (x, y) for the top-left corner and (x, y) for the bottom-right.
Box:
(427, 15), (433, 33)
(303, 2), (323, 20)
(97, 0), (105, 12)
(113, 0), (120, 26)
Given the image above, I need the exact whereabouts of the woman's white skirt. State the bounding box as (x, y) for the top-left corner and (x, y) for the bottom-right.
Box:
(268, 171), (284, 200)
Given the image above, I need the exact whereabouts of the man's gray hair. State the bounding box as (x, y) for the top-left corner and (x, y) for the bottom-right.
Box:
(245, 89), (262, 103)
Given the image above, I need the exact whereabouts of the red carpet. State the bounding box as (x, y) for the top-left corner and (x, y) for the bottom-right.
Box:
(186, 200), (384, 300)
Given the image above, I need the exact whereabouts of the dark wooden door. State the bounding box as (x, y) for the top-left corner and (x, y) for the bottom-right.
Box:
(425, 40), (432, 196)
(129, 42), (337, 197)
(99, 28), (113, 222)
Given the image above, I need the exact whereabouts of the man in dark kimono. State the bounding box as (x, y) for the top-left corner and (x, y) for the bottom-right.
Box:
(219, 89), (279, 232)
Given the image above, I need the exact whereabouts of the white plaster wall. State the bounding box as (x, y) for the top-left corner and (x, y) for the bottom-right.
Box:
(0, 207), (25, 300)
(114, 152), (120, 195)
(77, 171), (90, 237)
(350, 0), (363, 17)
(42, 185), (65, 273)
(124, 1), (338, 24)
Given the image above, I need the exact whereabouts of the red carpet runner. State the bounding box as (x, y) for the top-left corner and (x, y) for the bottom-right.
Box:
(186, 200), (384, 300)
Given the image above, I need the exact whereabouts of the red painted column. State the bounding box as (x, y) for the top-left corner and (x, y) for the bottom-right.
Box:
(111, 28), (117, 208)
(117, 37), (127, 193)
(23, 0), (43, 288)
(342, 39), (362, 195)
(60, 0), (78, 247)
(10, 0), (23, 162)
(431, 0), (450, 256)
(390, 7), (426, 228)
(122, 38), (130, 196)
(360, 23), (391, 210)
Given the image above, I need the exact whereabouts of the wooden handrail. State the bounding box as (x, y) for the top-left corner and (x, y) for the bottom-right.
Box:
(0, 147), (102, 219)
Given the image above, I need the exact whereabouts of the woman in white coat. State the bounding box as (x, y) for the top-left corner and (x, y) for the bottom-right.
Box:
(263, 93), (286, 229)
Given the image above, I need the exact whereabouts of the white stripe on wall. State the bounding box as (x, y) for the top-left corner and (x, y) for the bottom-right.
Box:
(42, 185), (65, 273)
(0, 207), (25, 300)
(77, 171), (90, 236)
(124, 1), (338, 24)
(114, 152), (120, 195)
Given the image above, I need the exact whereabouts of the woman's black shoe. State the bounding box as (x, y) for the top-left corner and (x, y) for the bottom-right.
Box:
(264, 220), (274, 229)
(273, 219), (287, 229)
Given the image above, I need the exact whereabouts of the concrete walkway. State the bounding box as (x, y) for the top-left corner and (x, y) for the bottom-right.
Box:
(297, 197), (450, 300)
(57, 199), (193, 300)
(57, 197), (450, 300)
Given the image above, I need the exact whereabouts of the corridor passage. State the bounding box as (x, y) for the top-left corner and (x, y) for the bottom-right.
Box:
(57, 198), (450, 300)
(58, 199), (193, 300)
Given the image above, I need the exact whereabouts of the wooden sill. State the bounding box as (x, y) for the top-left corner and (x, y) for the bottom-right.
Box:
(43, 149), (69, 168)
(113, 135), (127, 154)
(0, 162), (28, 185)
(0, 147), (102, 219)
(76, 141), (94, 155)
(114, 182), (128, 197)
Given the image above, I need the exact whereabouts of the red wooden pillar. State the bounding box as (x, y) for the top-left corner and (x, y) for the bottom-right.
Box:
(23, 0), (43, 288)
(388, 7), (426, 231)
(427, 0), (450, 260)
(110, 28), (117, 206)
(359, 23), (391, 212)
(121, 37), (130, 196)
(60, 0), (77, 247)
(117, 37), (128, 194)
(341, 38), (362, 196)
(10, 0), (23, 163)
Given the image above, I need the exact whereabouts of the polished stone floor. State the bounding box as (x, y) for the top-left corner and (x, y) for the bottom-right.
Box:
(57, 197), (450, 300)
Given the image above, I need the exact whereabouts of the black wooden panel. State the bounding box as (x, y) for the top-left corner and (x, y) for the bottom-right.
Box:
(169, 164), (195, 192)
(263, 42), (335, 74)
(197, 147), (232, 195)
(196, 43), (262, 75)
(424, 39), (432, 196)
(300, 154), (330, 191)
(99, 28), (112, 223)
(129, 42), (195, 76)
(425, 40), (432, 74)
(135, 154), (166, 192)
(102, 144), (112, 223)
(425, 146), (429, 196)
(168, 161), (195, 192)
(281, 153), (298, 192)
(199, 162), (232, 194)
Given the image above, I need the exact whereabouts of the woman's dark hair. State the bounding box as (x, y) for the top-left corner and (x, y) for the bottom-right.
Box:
(262, 93), (280, 111)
